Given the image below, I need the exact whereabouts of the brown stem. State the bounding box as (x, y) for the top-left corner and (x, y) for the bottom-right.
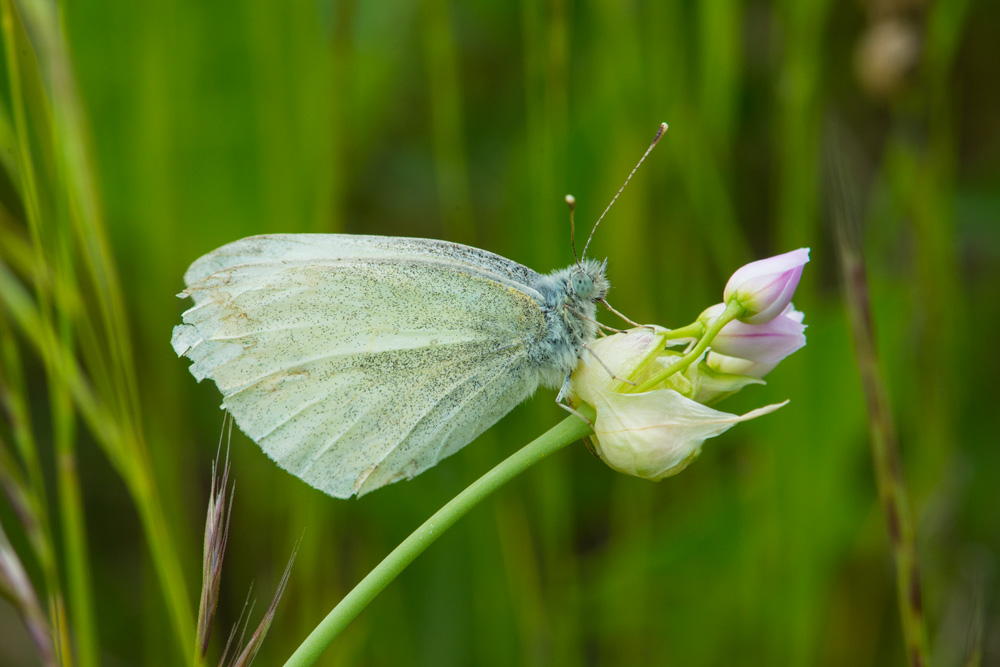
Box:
(829, 133), (930, 667)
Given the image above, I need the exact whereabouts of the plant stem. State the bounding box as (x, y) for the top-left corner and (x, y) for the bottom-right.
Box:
(842, 238), (929, 666)
(632, 302), (742, 393)
(830, 138), (930, 667)
(283, 408), (595, 667)
(660, 322), (704, 341)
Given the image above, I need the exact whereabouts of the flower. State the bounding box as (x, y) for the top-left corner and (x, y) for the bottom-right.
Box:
(685, 358), (766, 403)
(570, 330), (787, 481)
(700, 302), (807, 364)
(704, 352), (780, 380)
(724, 248), (810, 324)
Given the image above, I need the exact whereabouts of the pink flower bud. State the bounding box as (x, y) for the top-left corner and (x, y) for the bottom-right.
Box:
(701, 303), (807, 364)
(724, 248), (810, 324)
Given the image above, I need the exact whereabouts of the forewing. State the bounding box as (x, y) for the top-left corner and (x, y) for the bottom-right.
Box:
(182, 233), (541, 294)
(172, 238), (547, 498)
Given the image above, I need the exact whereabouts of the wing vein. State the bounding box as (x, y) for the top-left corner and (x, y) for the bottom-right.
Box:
(353, 352), (527, 493)
(222, 338), (493, 397)
(299, 342), (525, 480)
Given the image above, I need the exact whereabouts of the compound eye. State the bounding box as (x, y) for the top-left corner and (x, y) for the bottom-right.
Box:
(571, 272), (592, 296)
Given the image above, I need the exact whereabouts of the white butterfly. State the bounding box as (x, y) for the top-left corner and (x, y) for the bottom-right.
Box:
(172, 234), (609, 497)
(172, 123), (666, 498)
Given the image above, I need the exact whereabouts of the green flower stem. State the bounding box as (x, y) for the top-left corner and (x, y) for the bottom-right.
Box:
(283, 406), (596, 667)
(659, 322), (704, 340)
(633, 301), (744, 393)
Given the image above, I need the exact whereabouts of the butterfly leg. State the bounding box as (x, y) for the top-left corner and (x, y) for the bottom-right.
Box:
(555, 372), (594, 427)
(563, 304), (629, 335)
(582, 343), (636, 387)
(557, 400), (595, 428)
(555, 371), (573, 403)
(595, 321), (629, 334)
(600, 299), (655, 330)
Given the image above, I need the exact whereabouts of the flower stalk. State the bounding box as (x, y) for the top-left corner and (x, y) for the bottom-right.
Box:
(633, 301), (744, 393)
(283, 408), (595, 667)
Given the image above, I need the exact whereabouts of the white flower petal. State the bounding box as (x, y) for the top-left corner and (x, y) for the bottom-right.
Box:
(590, 386), (788, 481)
(570, 328), (663, 405)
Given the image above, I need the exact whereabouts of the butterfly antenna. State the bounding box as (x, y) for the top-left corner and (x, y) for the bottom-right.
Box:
(581, 122), (668, 259)
(566, 194), (580, 264)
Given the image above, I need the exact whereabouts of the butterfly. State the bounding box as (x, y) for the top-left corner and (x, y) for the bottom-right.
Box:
(172, 124), (666, 498)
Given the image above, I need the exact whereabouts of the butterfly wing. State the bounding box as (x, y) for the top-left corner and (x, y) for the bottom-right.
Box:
(172, 234), (549, 497)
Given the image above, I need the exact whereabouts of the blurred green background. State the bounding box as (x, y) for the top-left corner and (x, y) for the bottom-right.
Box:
(1, 0), (998, 665)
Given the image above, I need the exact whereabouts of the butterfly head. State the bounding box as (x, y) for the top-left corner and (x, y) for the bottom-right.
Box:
(571, 258), (609, 302)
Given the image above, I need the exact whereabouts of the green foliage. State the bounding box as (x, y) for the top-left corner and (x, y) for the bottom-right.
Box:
(1, 0), (997, 665)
